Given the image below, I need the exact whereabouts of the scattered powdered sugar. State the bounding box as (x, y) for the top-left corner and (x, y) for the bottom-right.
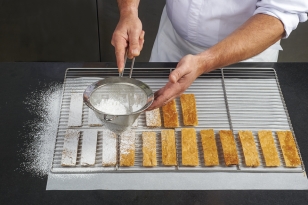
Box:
(95, 98), (128, 115)
(18, 83), (62, 178)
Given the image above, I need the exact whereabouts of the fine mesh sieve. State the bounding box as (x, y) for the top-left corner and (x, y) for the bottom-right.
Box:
(84, 77), (154, 133)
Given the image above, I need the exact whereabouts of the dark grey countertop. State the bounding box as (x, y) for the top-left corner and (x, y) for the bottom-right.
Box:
(0, 62), (307, 204)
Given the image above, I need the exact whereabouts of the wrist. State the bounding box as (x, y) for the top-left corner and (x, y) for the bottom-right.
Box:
(195, 50), (216, 74)
(119, 7), (138, 17)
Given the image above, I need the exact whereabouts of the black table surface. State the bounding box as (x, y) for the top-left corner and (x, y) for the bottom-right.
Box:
(0, 62), (308, 205)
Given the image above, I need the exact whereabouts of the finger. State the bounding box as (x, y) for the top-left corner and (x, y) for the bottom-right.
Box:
(114, 41), (128, 73)
(169, 65), (187, 83)
(128, 29), (142, 59)
(139, 30), (145, 51)
(146, 82), (182, 110)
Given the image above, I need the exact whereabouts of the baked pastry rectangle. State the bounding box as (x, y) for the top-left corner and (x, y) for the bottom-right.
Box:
(161, 129), (177, 166)
(145, 108), (162, 127)
(277, 130), (301, 167)
(102, 129), (117, 166)
(68, 93), (83, 127)
(219, 130), (239, 166)
(238, 130), (260, 167)
(142, 132), (157, 167)
(181, 128), (199, 166)
(120, 129), (135, 166)
(200, 129), (219, 166)
(180, 94), (198, 126)
(162, 99), (179, 128)
(258, 130), (280, 166)
(80, 129), (98, 166)
(61, 129), (80, 166)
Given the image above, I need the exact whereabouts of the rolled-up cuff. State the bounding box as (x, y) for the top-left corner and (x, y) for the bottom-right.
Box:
(253, 7), (305, 39)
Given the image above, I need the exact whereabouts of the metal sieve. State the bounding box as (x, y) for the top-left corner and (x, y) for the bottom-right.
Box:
(83, 77), (154, 134)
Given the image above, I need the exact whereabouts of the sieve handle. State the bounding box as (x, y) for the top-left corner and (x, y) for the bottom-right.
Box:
(104, 114), (117, 122)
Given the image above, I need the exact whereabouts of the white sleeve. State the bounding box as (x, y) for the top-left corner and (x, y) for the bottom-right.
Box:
(253, 0), (308, 38)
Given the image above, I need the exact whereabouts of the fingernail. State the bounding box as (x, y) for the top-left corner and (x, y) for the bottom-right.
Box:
(132, 49), (139, 55)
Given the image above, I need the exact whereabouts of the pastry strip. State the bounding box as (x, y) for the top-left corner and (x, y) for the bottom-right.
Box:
(277, 131), (301, 167)
(120, 130), (135, 166)
(145, 108), (162, 127)
(161, 129), (177, 166)
(68, 93), (83, 127)
(258, 130), (280, 166)
(219, 130), (239, 166)
(200, 129), (219, 166)
(181, 128), (199, 166)
(238, 130), (260, 167)
(180, 94), (198, 126)
(102, 129), (117, 166)
(142, 132), (157, 167)
(162, 99), (179, 128)
(61, 129), (80, 166)
(80, 129), (98, 166)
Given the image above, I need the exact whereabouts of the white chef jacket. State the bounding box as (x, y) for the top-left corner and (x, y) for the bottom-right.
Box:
(166, 0), (308, 48)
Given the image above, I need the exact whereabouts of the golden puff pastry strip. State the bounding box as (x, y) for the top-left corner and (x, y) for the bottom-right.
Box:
(142, 132), (157, 167)
(181, 128), (199, 166)
(145, 108), (162, 127)
(258, 130), (280, 167)
(162, 99), (179, 128)
(161, 129), (177, 166)
(120, 130), (135, 166)
(277, 130), (301, 167)
(180, 94), (198, 126)
(238, 130), (260, 167)
(200, 129), (219, 166)
(219, 130), (239, 166)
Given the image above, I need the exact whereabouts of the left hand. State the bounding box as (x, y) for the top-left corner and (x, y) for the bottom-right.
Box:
(147, 54), (205, 110)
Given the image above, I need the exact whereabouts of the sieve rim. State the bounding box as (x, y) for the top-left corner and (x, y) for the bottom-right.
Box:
(83, 77), (154, 116)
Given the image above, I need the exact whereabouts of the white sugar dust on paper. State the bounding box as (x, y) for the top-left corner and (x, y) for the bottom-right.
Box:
(17, 83), (62, 178)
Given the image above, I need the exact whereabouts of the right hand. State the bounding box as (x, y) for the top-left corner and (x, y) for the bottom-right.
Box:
(111, 12), (145, 73)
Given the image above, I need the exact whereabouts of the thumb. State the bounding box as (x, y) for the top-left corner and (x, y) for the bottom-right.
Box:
(169, 65), (186, 83)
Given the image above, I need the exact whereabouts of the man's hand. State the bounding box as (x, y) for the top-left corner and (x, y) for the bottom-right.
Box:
(111, 10), (144, 73)
(147, 54), (206, 110)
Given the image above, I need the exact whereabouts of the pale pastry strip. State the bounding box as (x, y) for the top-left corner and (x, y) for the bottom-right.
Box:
(238, 130), (260, 167)
(180, 94), (198, 126)
(68, 93), (84, 127)
(258, 130), (280, 166)
(120, 129), (135, 166)
(161, 129), (177, 166)
(277, 131), (301, 167)
(145, 108), (162, 127)
(61, 129), (80, 166)
(200, 129), (219, 166)
(219, 130), (239, 166)
(162, 99), (179, 128)
(142, 132), (157, 167)
(80, 129), (98, 166)
(102, 129), (117, 166)
(181, 128), (199, 166)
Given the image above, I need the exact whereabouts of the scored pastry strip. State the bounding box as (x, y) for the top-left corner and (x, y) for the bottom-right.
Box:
(219, 130), (239, 166)
(68, 93), (83, 127)
(162, 99), (179, 128)
(200, 129), (219, 166)
(258, 130), (280, 167)
(142, 132), (157, 167)
(80, 129), (98, 166)
(161, 129), (177, 166)
(277, 130), (301, 167)
(238, 130), (260, 167)
(181, 128), (199, 166)
(180, 94), (198, 126)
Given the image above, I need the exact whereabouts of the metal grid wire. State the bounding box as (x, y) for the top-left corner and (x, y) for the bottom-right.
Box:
(51, 68), (304, 173)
